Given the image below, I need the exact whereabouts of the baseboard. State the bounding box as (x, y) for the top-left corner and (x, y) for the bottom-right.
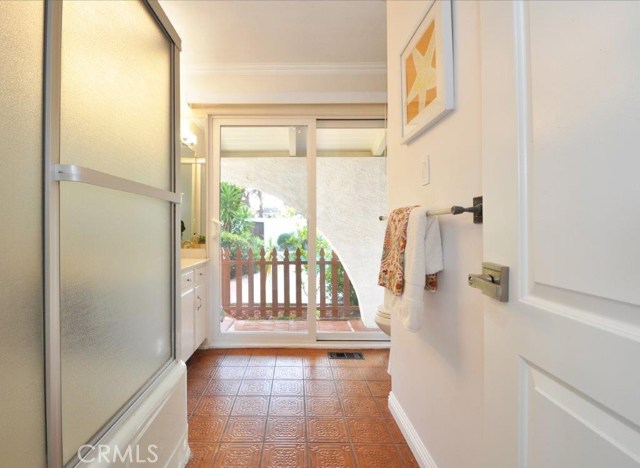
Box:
(388, 391), (438, 468)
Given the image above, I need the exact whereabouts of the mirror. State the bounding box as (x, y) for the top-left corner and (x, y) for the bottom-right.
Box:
(180, 143), (206, 248)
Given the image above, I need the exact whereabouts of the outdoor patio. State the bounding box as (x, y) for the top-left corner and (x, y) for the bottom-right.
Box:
(220, 316), (381, 333)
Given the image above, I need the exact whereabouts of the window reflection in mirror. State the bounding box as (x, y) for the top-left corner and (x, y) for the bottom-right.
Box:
(180, 143), (206, 248)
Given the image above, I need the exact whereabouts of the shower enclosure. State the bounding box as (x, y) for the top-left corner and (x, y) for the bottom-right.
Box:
(0, 1), (184, 466)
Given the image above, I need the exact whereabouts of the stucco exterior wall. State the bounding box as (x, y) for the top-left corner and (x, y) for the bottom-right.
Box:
(221, 156), (387, 327)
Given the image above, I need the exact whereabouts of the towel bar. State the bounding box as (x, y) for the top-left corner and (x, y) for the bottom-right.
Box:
(379, 196), (483, 224)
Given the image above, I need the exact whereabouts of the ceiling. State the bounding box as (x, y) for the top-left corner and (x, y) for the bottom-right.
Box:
(159, 0), (387, 68)
(160, 1), (388, 146)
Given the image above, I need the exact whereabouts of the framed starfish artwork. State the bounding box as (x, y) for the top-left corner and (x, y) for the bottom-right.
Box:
(400, 0), (454, 144)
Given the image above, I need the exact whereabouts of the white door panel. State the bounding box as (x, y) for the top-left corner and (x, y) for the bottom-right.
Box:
(481, 1), (640, 466)
(527, 1), (640, 306)
(525, 363), (639, 468)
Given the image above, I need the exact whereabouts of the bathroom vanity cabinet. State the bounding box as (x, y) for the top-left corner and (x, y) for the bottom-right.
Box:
(179, 259), (208, 361)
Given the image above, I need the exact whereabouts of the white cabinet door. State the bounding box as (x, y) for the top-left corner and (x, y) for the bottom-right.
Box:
(194, 283), (207, 347)
(180, 289), (195, 362)
(480, 2), (640, 467)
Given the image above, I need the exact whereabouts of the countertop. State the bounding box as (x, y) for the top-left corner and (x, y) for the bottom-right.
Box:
(180, 258), (208, 270)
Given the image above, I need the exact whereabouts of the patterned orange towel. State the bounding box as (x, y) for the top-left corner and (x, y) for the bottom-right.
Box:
(425, 273), (438, 292)
(378, 206), (416, 296)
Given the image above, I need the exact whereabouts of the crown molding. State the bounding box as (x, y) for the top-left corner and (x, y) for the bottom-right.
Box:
(187, 103), (387, 120)
(183, 61), (387, 76)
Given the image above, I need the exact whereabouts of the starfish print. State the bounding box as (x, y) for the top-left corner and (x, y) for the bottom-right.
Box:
(406, 25), (437, 116)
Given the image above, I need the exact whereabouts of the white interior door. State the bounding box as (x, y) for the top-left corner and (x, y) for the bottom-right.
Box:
(480, 1), (640, 467)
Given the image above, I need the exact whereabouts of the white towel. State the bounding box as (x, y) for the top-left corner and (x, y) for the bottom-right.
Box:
(383, 207), (443, 331)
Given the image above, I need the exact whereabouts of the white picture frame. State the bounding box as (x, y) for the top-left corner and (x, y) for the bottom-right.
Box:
(400, 0), (454, 144)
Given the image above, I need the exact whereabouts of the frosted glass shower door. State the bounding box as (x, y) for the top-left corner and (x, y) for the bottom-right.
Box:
(0, 2), (46, 465)
(57, 1), (179, 464)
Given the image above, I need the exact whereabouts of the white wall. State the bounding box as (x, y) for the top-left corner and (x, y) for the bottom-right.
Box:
(386, 1), (484, 466)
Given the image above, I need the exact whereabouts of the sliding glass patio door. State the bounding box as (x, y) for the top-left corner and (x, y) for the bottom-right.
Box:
(210, 118), (389, 345)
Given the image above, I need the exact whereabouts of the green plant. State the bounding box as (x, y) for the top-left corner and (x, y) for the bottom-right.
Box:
(219, 183), (263, 279)
(218, 184), (359, 308)
(276, 226), (330, 260)
(276, 231), (307, 255)
(220, 231), (262, 259)
(220, 182), (254, 236)
(219, 181), (262, 265)
(325, 263), (359, 306)
(277, 226), (358, 306)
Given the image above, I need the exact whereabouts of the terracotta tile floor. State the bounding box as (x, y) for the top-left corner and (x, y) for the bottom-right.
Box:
(185, 348), (418, 468)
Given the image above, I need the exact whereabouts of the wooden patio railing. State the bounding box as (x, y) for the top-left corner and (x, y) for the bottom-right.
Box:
(221, 247), (359, 321)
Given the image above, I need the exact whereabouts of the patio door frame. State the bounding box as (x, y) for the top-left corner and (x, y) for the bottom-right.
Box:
(207, 116), (389, 347)
(208, 117), (319, 347)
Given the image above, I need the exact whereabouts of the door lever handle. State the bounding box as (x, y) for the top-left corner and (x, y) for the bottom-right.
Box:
(468, 273), (495, 283)
(468, 263), (509, 302)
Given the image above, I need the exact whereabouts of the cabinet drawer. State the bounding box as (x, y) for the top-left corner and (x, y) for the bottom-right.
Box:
(181, 271), (195, 290)
(195, 266), (207, 284)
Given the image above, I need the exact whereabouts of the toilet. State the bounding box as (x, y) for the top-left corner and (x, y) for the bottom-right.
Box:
(374, 305), (391, 336)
